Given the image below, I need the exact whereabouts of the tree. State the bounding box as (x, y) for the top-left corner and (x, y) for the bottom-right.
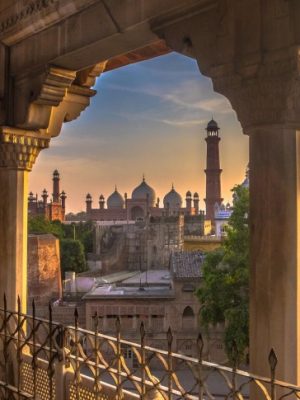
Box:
(197, 185), (249, 363)
(60, 239), (87, 277)
(28, 216), (94, 276)
(28, 216), (64, 239)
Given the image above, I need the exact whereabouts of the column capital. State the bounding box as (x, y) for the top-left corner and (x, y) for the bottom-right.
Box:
(0, 126), (50, 171)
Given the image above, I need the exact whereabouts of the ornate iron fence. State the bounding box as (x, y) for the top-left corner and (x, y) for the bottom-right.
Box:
(0, 296), (300, 399)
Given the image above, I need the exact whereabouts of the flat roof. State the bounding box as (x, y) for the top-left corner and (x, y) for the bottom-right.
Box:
(84, 285), (174, 300)
(83, 270), (173, 300)
(121, 270), (171, 286)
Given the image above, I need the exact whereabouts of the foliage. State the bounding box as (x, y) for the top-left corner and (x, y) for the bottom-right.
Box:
(197, 185), (249, 363)
(28, 216), (94, 275)
(60, 239), (87, 276)
(28, 216), (64, 239)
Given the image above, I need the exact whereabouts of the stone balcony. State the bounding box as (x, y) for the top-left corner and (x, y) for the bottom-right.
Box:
(1, 298), (299, 400)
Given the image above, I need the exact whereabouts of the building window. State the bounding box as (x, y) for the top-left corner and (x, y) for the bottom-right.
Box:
(182, 306), (195, 318)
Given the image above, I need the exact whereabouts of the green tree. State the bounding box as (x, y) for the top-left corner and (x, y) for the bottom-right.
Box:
(28, 216), (64, 239)
(197, 185), (249, 363)
(28, 216), (94, 276)
(60, 239), (87, 277)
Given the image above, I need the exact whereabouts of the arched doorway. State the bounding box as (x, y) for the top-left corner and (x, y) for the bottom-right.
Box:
(130, 206), (144, 220)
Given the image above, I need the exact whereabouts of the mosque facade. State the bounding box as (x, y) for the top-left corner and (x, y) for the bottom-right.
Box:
(85, 177), (203, 222)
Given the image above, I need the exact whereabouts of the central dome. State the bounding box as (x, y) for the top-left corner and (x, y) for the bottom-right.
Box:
(163, 185), (182, 209)
(132, 177), (156, 207)
(107, 187), (124, 209)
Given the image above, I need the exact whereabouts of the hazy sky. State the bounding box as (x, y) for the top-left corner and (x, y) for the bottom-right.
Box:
(29, 52), (249, 213)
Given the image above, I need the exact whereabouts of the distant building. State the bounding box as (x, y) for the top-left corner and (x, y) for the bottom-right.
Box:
(214, 166), (249, 237)
(92, 215), (185, 274)
(28, 170), (66, 222)
(79, 252), (225, 362)
(84, 177), (203, 221)
(27, 234), (62, 307)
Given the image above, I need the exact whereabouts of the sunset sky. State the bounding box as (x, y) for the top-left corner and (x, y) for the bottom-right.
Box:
(29, 52), (249, 213)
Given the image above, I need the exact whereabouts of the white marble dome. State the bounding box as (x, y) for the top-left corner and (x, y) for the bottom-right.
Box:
(132, 177), (156, 206)
(163, 185), (182, 209)
(107, 187), (124, 209)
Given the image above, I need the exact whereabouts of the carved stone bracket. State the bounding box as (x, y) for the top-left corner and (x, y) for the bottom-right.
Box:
(0, 127), (50, 171)
(15, 62), (106, 137)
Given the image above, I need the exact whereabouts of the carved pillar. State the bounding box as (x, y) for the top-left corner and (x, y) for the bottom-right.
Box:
(0, 61), (106, 312)
(249, 126), (300, 383)
(209, 58), (300, 384)
(0, 127), (50, 312)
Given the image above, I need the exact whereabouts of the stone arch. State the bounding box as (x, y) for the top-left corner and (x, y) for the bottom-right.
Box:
(131, 206), (144, 220)
(182, 306), (194, 318)
(182, 306), (195, 332)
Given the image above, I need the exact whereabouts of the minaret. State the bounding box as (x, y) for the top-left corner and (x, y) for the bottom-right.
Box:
(42, 189), (48, 208)
(60, 190), (67, 209)
(52, 170), (60, 203)
(204, 119), (223, 221)
(186, 191), (192, 214)
(193, 192), (199, 214)
(86, 193), (92, 213)
(99, 194), (105, 210)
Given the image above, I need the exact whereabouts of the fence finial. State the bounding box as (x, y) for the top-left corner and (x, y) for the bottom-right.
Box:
(197, 332), (204, 358)
(268, 348), (278, 373)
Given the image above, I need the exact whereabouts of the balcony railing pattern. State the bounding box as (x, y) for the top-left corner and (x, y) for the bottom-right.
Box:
(0, 297), (300, 399)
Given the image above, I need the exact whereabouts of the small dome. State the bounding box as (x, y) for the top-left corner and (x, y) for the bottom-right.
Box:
(61, 190), (66, 197)
(186, 191), (192, 198)
(86, 193), (92, 200)
(132, 177), (156, 206)
(206, 119), (219, 131)
(53, 169), (60, 177)
(107, 187), (124, 209)
(193, 192), (199, 198)
(99, 194), (104, 200)
(163, 185), (182, 209)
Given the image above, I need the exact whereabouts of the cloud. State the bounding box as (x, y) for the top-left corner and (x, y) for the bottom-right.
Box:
(101, 77), (233, 117)
(160, 118), (206, 127)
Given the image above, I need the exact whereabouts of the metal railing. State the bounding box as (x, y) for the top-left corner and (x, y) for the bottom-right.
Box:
(0, 296), (300, 399)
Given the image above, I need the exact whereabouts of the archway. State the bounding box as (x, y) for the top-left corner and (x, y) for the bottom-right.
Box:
(1, 0), (300, 385)
(130, 206), (144, 220)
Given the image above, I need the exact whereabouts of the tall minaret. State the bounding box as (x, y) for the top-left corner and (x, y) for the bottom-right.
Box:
(204, 119), (223, 221)
(52, 170), (60, 203)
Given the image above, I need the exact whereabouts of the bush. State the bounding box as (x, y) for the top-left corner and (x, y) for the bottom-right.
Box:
(60, 239), (87, 277)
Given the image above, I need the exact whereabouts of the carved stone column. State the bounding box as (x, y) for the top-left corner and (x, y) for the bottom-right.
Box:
(0, 62), (106, 313)
(208, 56), (300, 384)
(0, 127), (50, 312)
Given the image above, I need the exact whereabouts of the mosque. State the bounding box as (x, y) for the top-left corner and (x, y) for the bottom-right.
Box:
(85, 118), (223, 223)
(85, 178), (202, 221)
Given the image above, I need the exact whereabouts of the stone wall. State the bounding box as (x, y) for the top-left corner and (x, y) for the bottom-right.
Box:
(28, 234), (62, 307)
(93, 216), (184, 273)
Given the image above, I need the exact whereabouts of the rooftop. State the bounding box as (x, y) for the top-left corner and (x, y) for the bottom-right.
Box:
(171, 251), (203, 279)
(84, 269), (174, 299)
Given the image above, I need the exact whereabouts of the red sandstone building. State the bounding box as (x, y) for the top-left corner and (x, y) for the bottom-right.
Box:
(85, 177), (202, 221)
(28, 170), (66, 222)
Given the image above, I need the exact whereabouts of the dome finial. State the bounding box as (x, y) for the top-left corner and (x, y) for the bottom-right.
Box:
(172, 183), (174, 190)
(142, 173), (145, 182)
(115, 184), (117, 192)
